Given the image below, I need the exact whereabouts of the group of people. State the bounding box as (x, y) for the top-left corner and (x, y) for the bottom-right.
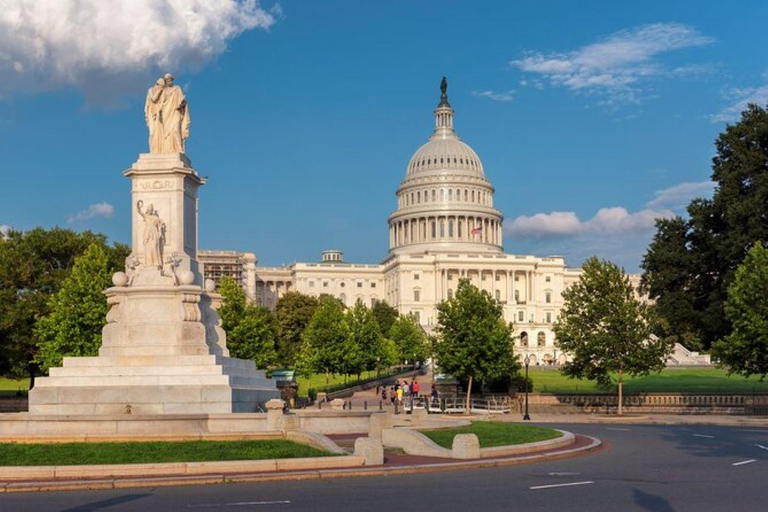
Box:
(380, 379), (440, 411)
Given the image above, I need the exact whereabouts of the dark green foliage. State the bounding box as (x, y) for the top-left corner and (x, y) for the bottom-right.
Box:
(34, 244), (113, 371)
(0, 227), (128, 385)
(296, 295), (349, 384)
(556, 257), (673, 413)
(389, 314), (428, 364)
(344, 300), (392, 378)
(435, 279), (519, 408)
(711, 243), (768, 379)
(274, 292), (319, 367)
(371, 301), (399, 336)
(218, 276), (278, 369)
(642, 104), (768, 351)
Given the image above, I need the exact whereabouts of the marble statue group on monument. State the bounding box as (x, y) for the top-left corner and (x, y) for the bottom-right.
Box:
(144, 73), (190, 154)
(136, 200), (165, 270)
(25, 74), (279, 417)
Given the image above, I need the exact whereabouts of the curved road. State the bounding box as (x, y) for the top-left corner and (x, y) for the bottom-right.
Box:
(3, 424), (768, 512)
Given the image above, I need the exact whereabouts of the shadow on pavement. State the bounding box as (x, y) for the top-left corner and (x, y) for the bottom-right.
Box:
(633, 488), (676, 512)
(61, 493), (153, 512)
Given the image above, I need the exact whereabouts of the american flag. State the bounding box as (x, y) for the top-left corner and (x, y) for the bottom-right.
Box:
(471, 226), (482, 235)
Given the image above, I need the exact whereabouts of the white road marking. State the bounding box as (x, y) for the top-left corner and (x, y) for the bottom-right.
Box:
(692, 434), (715, 438)
(188, 501), (291, 508)
(606, 427), (632, 431)
(530, 481), (595, 490)
(756, 444), (768, 451)
(732, 459), (757, 466)
(548, 472), (582, 476)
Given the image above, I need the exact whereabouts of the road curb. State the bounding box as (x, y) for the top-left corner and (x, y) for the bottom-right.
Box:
(0, 435), (602, 493)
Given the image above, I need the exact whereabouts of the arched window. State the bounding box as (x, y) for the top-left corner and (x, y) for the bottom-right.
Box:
(495, 289), (501, 301)
(447, 289), (453, 299)
(339, 293), (347, 305)
(537, 332), (546, 347)
(448, 220), (454, 237)
(520, 332), (529, 347)
(545, 291), (552, 303)
(413, 289), (420, 302)
(514, 290), (520, 302)
(432, 190), (436, 201)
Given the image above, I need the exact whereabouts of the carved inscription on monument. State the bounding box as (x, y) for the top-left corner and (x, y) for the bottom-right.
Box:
(139, 180), (173, 191)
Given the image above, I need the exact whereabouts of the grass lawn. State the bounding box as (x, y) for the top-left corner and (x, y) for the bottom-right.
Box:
(0, 440), (336, 466)
(422, 421), (562, 449)
(529, 367), (768, 394)
(295, 371), (381, 397)
(0, 377), (28, 398)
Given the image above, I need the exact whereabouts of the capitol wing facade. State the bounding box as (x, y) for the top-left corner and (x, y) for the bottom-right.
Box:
(199, 80), (609, 366)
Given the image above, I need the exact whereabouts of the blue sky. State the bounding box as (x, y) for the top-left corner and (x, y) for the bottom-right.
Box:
(2, 0), (767, 271)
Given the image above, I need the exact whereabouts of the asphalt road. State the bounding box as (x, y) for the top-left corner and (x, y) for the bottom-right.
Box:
(2, 423), (768, 512)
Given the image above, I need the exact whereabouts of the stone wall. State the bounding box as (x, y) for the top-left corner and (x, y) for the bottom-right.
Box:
(525, 393), (768, 415)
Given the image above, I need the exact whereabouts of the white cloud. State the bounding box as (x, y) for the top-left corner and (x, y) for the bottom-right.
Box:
(712, 85), (768, 123)
(0, 0), (278, 104)
(0, 224), (11, 236)
(473, 90), (515, 102)
(505, 207), (673, 239)
(646, 180), (715, 209)
(68, 202), (114, 223)
(511, 23), (713, 105)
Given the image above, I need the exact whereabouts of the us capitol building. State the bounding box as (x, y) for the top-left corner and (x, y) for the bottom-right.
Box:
(201, 79), (618, 366)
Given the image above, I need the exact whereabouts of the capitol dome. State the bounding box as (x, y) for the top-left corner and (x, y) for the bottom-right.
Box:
(389, 78), (504, 255)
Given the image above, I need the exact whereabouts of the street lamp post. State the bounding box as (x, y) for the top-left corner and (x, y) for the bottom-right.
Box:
(523, 355), (531, 421)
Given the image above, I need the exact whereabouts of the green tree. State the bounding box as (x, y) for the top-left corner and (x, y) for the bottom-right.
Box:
(217, 276), (277, 369)
(228, 306), (279, 369)
(297, 295), (348, 387)
(217, 276), (248, 333)
(642, 104), (768, 351)
(0, 227), (128, 387)
(371, 301), (399, 337)
(711, 243), (768, 379)
(389, 314), (428, 364)
(345, 300), (390, 381)
(274, 291), (319, 367)
(556, 257), (673, 415)
(33, 244), (113, 371)
(435, 279), (518, 413)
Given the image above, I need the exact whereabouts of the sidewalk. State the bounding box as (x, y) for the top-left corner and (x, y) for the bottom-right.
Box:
(0, 430), (601, 493)
(486, 412), (768, 427)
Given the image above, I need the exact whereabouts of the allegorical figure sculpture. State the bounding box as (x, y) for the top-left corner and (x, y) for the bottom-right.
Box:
(144, 73), (190, 154)
(136, 200), (165, 269)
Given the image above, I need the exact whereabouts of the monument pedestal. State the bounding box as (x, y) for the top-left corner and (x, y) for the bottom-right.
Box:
(28, 153), (279, 416)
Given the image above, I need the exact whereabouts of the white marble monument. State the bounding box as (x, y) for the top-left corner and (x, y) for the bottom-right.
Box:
(27, 76), (279, 415)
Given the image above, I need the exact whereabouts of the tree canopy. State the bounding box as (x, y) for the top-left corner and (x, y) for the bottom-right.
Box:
(218, 276), (277, 369)
(711, 243), (768, 379)
(34, 244), (114, 371)
(642, 104), (768, 351)
(435, 279), (518, 411)
(389, 314), (428, 364)
(274, 291), (319, 367)
(344, 300), (390, 378)
(0, 227), (128, 385)
(556, 257), (672, 414)
(371, 301), (398, 337)
(296, 295), (349, 385)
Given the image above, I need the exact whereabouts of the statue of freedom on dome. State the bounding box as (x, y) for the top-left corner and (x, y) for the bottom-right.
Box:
(144, 73), (190, 154)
